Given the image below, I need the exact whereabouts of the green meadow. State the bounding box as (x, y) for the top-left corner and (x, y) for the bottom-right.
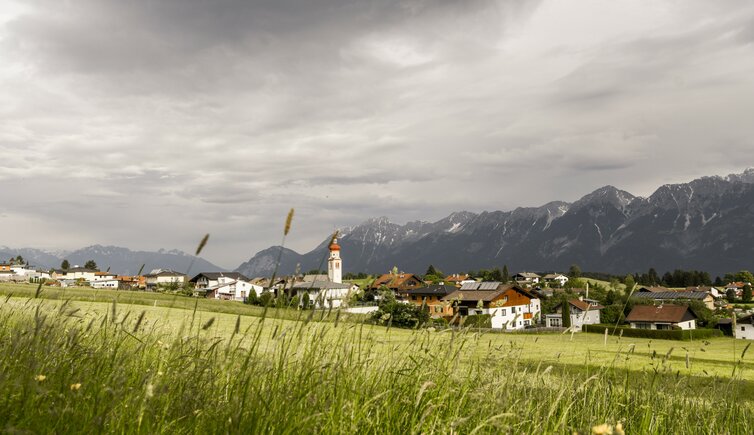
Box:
(0, 283), (752, 434)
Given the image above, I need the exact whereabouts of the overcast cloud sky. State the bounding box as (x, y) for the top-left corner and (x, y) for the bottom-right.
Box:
(1, 0), (753, 268)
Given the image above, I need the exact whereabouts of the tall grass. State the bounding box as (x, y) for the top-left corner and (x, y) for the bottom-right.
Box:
(0, 296), (751, 434)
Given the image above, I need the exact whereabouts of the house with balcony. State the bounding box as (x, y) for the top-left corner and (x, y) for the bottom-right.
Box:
(442, 282), (541, 330)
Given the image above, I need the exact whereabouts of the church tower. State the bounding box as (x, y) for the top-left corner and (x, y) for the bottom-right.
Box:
(327, 238), (342, 283)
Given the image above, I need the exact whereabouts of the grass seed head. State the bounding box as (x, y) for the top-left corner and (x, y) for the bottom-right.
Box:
(284, 208), (294, 236)
(195, 233), (210, 256)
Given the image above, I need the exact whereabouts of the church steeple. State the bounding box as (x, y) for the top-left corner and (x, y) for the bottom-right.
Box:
(327, 238), (342, 283)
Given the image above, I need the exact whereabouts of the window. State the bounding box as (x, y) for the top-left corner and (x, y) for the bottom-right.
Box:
(501, 309), (506, 316)
(743, 326), (746, 331)
(635, 322), (651, 330)
(550, 318), (561, 327)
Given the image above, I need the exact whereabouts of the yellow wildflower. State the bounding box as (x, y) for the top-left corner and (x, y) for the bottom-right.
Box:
(70, 383), (82, 391)
(34, 375), (46, 382)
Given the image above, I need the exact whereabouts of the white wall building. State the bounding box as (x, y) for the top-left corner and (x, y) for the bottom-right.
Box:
(736, 315), (754, 340)
(626, 305), (697, 330)
(207, 276), (263, 302)
(545, 298), (604, 329)
(90, 279), (120, 289)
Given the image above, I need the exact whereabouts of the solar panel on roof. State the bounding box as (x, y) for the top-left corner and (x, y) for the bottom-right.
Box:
(460, 282), (480, 290)
(479, 282), (500, 290)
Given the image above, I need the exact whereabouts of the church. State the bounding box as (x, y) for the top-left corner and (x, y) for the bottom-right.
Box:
(292, 237), (358, 308)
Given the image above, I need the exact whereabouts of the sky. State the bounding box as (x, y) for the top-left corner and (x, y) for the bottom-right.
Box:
(1, 0), (753, 269)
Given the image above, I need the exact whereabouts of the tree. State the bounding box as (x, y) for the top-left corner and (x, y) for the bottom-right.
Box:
(246, 289), (259, 305)
(605, 289), (616, 305)
(61, 259), (70, 271)
(734, 270), (754, 284)
(624, 275), (636, 293)
(743, 284), (753, 303)
(84, 260), (98, 271)
(569, 264), (581, 279)
(425, 264), (440, 277)
(726, 288), (737, 303)
(301, 292), (310, 309)
(647, 268), (659, 286)
(561, 300), (572, 328)
(502, 265), (509, 283)
(15, 255), (24, 264)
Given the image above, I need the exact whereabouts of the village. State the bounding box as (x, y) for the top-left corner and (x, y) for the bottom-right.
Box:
(2, 239), (753, 341)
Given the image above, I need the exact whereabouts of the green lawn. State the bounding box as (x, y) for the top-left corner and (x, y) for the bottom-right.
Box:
(1, 283), (753, 433)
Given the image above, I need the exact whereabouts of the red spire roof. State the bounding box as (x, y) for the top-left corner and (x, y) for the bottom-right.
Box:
(329, 238), (340, 251)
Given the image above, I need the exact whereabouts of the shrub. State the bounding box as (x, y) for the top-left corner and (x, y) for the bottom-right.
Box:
(582, 324), (723, 340)
(463, 314), (492, 328)
(371, 301), (429, 328)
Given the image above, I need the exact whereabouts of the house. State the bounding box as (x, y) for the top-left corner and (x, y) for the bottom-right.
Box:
(93, 271), (117, 280)
(62, 267), (98, 282)
(190, 272), (250, 289)
(685, 286), (723, 299)
(203, 276), (263, 302)
(631, 290), (714, 310)
(291, 281), (356, 308)
(116, 276), (141, 290)
(369, 272), (424, 293)
(90, 279), (119, 289)
(725, 282), (750, 298)
(403, 284), (457, 317)
(542, 273), (569, 287)
(0, 263), (11, 272)
(735, 315), (754, 340)
(444, 274), (472, 285)
(513, 272), (541, 285)
(144, 269), (187, 290)
(625, 305), (697, 330)
(545, 298), (604, 329)
(442, 282), (541, 330)
(636, 286), (672, 293)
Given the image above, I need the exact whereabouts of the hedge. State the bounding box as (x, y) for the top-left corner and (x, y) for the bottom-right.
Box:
(462, 314), (492, 328)
(582, 324), (723, 340)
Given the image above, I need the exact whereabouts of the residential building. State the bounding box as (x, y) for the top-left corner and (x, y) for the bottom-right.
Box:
(542, 273), (569, 287)
(369, 272), (424, 293)
(736, 315), (754, 340)
(626, 305), (697, 330)
(545, 298), (604, 329)
(190, 272), (250, 289)
(62, 267), (98, 282)
(685, 286), (723, 299)
(403, 284), (457, 317)
(442, 282), (541, 330)
(144, 269), (187, 290)
(90, 279), (119, 289)
(203, 276), (263, 302)
(513, 272), (541, 285)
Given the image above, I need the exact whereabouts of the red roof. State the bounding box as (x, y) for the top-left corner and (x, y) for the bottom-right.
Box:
(626, 305), (696, 323)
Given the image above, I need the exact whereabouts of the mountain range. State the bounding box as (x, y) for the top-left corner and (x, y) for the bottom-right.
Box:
(235, 169), (754, 278)
(0, 245), (224, 276)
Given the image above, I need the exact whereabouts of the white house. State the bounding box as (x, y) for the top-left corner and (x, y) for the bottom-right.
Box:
(626, 305), (697, 330)
(542, 273), (569, 287)
(205, 276), (263, 302)
(63, 267), (98, 282)
(513, 272), (541, 285)
(736, 315), (754, 340)
(90, 279), (120, 289)
(144, 269), (187, 290)
(545, 298), (604, 329)
(190, 272), (250, 289)
(442, 283), (541, 330)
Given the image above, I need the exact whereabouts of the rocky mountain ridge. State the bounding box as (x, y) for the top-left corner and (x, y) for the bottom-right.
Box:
(235, 169), (754, 277)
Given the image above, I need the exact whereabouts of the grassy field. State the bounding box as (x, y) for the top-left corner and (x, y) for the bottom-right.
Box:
(1, 283), (753, 433)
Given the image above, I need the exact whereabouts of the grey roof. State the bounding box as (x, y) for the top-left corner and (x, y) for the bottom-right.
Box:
(292, 281), (351, 290)
(404, 284), (457, 296)
(190, 272), (249, 282)
(632, 291), (710, 300)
